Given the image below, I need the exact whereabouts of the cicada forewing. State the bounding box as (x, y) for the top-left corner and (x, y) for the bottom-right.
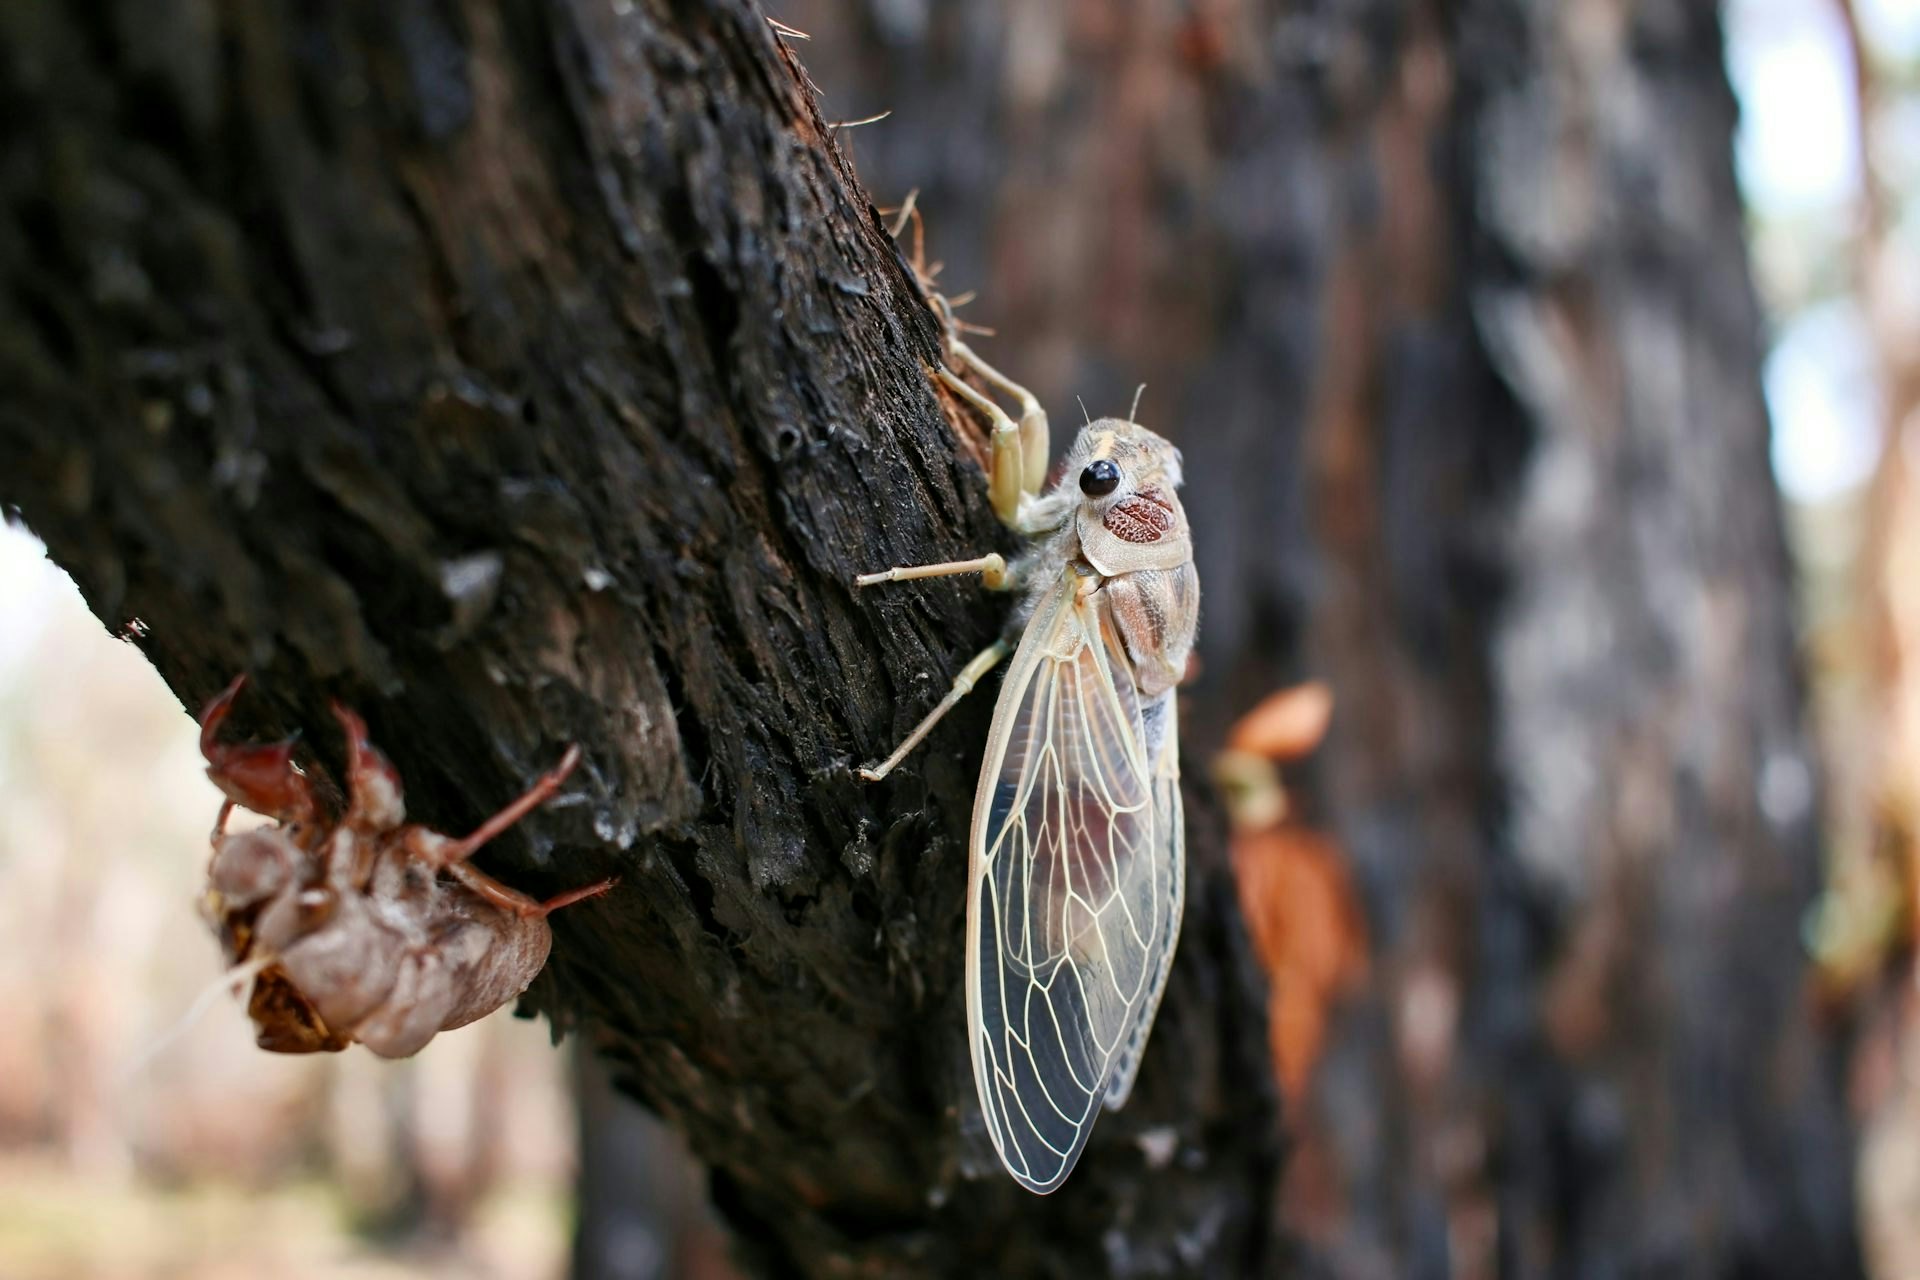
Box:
(965, 572), (1185, 1193)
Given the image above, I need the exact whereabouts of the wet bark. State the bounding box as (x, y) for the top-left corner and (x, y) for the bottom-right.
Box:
(784, 0), (1864, 1275)
(0, 1), (1280, 1277)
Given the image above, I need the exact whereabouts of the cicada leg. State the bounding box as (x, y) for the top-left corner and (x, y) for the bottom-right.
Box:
(946, 340), (1050, 513)
(855, 552), (1008, 590)
(858, 638), (1012, 782)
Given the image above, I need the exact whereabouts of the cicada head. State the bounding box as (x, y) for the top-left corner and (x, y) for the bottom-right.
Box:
(1063, 418), (1192, 576)
(1064, 418), (1183, 497)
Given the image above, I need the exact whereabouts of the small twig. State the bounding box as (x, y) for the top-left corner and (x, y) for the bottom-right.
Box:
(829, 109), (892, 131)
(884, 188), (921, 239)
(889, 198), (995, 341)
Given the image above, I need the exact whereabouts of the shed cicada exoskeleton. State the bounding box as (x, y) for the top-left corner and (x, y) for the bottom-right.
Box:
(857, 341), (1197, 1194)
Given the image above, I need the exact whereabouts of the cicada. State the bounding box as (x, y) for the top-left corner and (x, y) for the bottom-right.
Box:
(857, 342), (1197, 1194)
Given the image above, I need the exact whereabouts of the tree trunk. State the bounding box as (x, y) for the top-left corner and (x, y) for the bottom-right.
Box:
(785, 0), (1864, 1276)
(0, 1), (1280, 1277)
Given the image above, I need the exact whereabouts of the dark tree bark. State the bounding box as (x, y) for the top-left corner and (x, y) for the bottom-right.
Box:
(785, 1), (1864, 1276)
(0, 2), (1280, 1277)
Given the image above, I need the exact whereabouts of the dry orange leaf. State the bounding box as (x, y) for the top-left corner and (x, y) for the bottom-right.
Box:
(1223, 680), (1366, 1099)
(1226, 681), (1334, 762)
(1233, 828), (1369, 1100)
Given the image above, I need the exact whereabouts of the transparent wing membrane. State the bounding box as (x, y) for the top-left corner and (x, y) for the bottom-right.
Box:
(966, 577), (1185, 1193)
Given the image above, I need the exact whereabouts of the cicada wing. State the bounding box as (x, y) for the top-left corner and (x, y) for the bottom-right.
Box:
(965, 578), (1183, 1194)
(1101, 687), (1183, 1111)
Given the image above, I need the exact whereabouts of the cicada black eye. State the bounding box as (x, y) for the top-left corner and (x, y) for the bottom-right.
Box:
(1080, 459), (1121, 497)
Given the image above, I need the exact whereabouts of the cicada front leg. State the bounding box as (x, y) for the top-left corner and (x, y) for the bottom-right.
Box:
(947, 340), (1050, 509)
(936, 348), (1052, 532)
(859, 336), (1053, 587)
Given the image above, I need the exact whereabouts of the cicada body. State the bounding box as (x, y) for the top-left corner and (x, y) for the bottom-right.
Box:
(859, 355), (1197, 1194)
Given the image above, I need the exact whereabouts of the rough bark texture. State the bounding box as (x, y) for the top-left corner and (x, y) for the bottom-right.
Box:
(0, 2), (1280, 1277)
(785, 0), (1864, 1276)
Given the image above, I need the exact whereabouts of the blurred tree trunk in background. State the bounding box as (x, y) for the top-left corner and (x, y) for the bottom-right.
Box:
(1840, 3), (1920, 1273)
(0, 0), (1278, 1276)
(782, 0), (1865, 1274)
(573, 1045), (735, 1280)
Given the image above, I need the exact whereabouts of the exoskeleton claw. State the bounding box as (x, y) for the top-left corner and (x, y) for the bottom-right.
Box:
(198, 676), (319, 826)
(329, 701), (407, 833)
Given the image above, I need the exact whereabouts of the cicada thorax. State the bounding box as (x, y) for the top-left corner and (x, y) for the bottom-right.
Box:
(1077, 506), (1191, 576)
(1098, 563), (1199, 700)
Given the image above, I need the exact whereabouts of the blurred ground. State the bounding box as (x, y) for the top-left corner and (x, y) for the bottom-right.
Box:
(0, 1158), (565, 1280)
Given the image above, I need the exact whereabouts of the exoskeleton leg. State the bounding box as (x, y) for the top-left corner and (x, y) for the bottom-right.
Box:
(442, 860), (617, 919)
(859, 638), (1013, 781)
(197, 674), (320, 827)
(407, 744), (617, 918)
(432, 744), (582, 867)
